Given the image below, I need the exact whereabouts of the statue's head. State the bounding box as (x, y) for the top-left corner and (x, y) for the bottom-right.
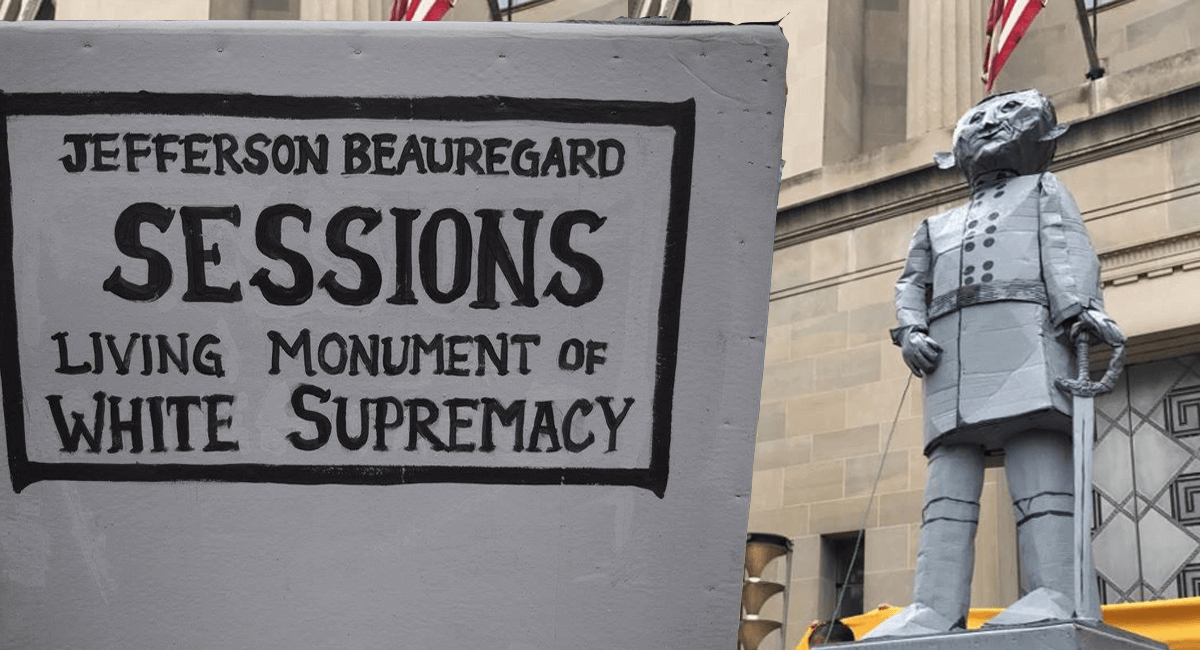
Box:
(935, 89), (1068, 183)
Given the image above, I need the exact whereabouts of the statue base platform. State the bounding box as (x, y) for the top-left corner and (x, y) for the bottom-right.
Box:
(851, 621), (1165, 650)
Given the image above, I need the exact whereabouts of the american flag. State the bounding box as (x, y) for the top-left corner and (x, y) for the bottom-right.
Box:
(983, 0), (1047, 92)
(389, 0), (454, 21)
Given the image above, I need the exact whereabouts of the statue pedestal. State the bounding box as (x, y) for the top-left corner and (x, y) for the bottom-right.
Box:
(853, 621), (1165, 650)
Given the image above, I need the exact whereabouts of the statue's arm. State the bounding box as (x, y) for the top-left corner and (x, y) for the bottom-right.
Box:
(1039, 173), (1124, 345)
(891, 220), (941, 376)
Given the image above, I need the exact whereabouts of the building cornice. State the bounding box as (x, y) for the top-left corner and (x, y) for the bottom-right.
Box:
(775, 62), (1200, 252)
(769, 77), (1200, 304)
(1101, 226), (1200, 288)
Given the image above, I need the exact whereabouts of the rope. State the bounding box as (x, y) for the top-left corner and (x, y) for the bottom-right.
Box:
(817, 373), (913, 644)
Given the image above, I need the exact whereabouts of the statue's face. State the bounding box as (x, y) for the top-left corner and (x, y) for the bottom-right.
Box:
(951, 90), (1056, 182)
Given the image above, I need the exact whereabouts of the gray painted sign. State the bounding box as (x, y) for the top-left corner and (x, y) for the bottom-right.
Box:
(4, 93), (688, 495)
(0, 20), (786, 650)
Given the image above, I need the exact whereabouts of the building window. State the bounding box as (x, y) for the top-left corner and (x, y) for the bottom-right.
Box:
(820, 532), (865, 619)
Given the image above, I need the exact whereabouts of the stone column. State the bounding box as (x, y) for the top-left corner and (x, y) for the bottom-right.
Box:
(210, 0), (250, 19)
(906, 0), (984, 138)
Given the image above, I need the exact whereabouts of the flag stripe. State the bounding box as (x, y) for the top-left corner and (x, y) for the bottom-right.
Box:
(406, 0), (432, 20)
(995, 0), (1033, 53)
(390, 0), (452, 21)
(389, 0), (407, 21)
(983, 0), (1045, 91)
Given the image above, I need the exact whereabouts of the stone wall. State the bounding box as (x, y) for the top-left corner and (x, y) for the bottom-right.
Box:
(996, 0), (1200, 97)
(692, 0), (829, 176)
(56, 0), (209, 19)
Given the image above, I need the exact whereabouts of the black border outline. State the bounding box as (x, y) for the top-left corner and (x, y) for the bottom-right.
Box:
(0, 92), (695, 498)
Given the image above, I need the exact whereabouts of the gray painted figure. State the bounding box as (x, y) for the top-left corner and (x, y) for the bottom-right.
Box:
(865, 89), (1126, 638)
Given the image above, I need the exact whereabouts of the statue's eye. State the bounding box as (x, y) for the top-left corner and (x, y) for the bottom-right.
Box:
(1002, 100), (1020, 110)
(969, 112), (984, 124)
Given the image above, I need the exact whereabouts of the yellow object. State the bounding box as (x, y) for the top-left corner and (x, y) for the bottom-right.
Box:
(795, 597), (1200, 649)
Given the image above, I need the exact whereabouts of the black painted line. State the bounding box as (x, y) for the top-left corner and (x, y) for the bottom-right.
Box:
(22, 462), (662, 490)
(1012, 490), (1072, 507)
(3, 93), (687, 128)
(921, 496), (981, 517)
(0, 92), (34, 493)
(1, 92), (694, 497)
(645, 98), (695, 499)
(1014, 510), (1074, 526)
(921, 516), (980, 526)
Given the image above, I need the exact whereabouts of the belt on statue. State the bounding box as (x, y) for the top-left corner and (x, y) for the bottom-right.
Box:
(928, 280), (1048, 320)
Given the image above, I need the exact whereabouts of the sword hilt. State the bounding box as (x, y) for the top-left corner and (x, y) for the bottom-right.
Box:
(1055, 330), (1125, 398)
(1075, 338), (1090, 381)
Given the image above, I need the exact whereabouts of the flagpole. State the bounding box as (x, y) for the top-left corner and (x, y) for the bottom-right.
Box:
(1072, 0), (1106, 80)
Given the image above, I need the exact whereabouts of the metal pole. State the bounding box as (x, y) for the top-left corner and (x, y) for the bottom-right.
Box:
(1073, 0), (1106, 80)
(484, 0), (501, 21)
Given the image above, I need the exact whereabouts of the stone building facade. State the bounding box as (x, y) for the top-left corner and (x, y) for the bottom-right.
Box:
(734, 1), (1200, 648)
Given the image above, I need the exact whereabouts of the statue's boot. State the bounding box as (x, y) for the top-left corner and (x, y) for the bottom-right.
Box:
(984, 587), (1074, 627)
(860, 602), (958, 638)
(986, 431), (1089, 627)
(863, 444), (984, 639)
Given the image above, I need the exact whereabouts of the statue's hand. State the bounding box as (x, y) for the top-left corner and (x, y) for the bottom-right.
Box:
(1071, 309), (1126, 348)
(901, 329), (942, 377)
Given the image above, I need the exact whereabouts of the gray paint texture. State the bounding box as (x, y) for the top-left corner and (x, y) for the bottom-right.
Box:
(0, 21), (788, 648)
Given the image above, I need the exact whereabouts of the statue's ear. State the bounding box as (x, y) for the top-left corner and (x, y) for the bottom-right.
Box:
(934, 150), (956, 169)
(1040, 123), (1069, 141)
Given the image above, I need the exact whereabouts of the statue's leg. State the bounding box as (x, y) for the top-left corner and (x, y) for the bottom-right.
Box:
(913, 442), (986, 624)
(863, 443), (984, 638)
(986, 430), (1077, 625)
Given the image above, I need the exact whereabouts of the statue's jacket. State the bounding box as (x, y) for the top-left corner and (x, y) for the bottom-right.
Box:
(893, 172), (1104, 455)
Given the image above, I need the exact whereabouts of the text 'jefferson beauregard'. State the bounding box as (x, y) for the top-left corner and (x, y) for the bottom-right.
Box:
(58, 132), (627, 178)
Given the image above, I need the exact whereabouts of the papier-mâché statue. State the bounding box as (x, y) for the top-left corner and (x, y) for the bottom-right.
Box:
(865, 89), (1125, 638)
